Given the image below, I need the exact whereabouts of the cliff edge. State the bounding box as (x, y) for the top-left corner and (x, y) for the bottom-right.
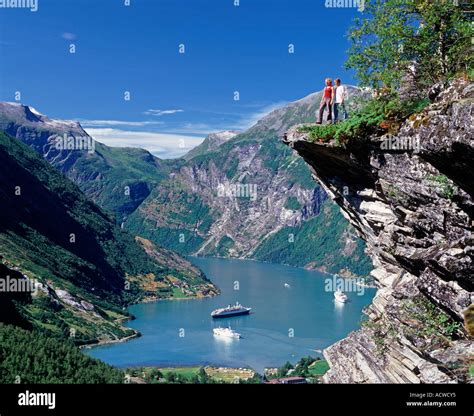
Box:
(284, 78), (473, 383)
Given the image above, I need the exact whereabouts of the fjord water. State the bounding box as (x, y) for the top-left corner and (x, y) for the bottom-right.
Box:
(87, 257), (376, 372)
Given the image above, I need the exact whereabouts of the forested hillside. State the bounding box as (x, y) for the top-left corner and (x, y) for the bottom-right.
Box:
(0, 324), (124, 383)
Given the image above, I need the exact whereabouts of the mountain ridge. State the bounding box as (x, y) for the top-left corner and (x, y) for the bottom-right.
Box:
(125, 86), (372, 276)
(0, 86), (373, 277)
(184, 130), (240, 161)
(0, 102), (169, 221)
(0, 130), (217, 345)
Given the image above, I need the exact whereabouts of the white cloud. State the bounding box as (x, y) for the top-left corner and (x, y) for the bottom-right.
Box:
(79, 119), (164, 127)
(158, 103), (287, 135)
(85, 128), (205, 159)
(76, 101), (287, 157)
(144, 109), (184, 116)
(167, 122), (221, 135)
(62, 32), (77, 40)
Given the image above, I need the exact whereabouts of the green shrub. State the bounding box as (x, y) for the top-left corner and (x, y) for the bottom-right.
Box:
(403, 297), (461, 340)
(298, 96), (429, 145)
(427, 174), (456, 200)
(284, 196), (302, 211)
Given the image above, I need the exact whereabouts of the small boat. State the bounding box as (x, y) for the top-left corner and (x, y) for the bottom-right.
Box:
(284, 283), (291, 288)
(211, 302), (251, 318)
(334, 289), (348, 303)
(213, 326), (241, 339)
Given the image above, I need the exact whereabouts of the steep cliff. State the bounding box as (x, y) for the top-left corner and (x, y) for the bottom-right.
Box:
(125, 88), (372, 276)
(284, 78), (473, 383)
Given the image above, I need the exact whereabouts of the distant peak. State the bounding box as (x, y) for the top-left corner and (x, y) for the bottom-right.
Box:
(183, 130), (241, 160)
(0, 101), (84, 131)
(27, 106), (44, 117)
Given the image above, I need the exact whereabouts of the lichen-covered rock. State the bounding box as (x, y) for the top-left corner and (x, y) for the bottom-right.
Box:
(284, 78), (473, 383)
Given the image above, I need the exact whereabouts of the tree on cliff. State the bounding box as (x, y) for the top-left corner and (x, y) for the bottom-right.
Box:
(346, 0), (472, 93)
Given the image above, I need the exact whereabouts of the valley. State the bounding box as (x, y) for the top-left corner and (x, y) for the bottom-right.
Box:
(0, 88), (373, 278)
(0, 130), (217, 347)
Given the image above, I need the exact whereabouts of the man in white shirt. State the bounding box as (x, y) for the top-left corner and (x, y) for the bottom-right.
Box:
(334, 78), (348, 122)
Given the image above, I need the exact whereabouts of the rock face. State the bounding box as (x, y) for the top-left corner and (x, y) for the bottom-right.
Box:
(284, 78), (473, 383)
(183, 130), (240, 161)
(125, 88), (372, 276)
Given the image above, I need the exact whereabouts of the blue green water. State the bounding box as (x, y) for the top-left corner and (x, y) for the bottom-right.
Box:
(87, 257), (376, 372)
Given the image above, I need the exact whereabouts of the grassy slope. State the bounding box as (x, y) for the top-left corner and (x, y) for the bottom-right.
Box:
(0, 131), (213, 344)
(0, 131), (219, 383)
(125, 176), (214, 254)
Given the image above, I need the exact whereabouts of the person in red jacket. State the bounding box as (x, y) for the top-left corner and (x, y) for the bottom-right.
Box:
(316, 78), (334, 124)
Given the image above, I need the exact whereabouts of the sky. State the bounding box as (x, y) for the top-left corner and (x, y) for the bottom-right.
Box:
(0, 0), (363, 158)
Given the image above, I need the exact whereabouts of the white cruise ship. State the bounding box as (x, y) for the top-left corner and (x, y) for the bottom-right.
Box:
(213, 326), (241, 339)
(334, 289), (348, 303)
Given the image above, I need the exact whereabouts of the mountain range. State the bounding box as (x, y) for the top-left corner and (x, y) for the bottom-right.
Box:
(0, 86), (372, 278)
(0, 129), (216, 345)
(1, 79), (470, 384)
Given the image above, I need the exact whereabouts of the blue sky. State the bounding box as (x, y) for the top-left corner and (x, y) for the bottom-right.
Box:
(0, 0), (362, 158)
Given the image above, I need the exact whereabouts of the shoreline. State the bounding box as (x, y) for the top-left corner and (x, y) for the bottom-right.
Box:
(125, 365), (258, 383)
(189, 254), (373, 281)
(136, 291), (218, 305)
(80, 330), (141, 350)
(83, 287), (220, 350)
(83, 257), (375, 356)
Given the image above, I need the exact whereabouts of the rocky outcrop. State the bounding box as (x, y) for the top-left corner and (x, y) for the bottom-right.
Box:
(284, 78), (473, 383)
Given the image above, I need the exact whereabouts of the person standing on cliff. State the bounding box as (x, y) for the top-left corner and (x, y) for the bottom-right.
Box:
(333, 78), (348, 122)
(316, 78), (334, 124)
